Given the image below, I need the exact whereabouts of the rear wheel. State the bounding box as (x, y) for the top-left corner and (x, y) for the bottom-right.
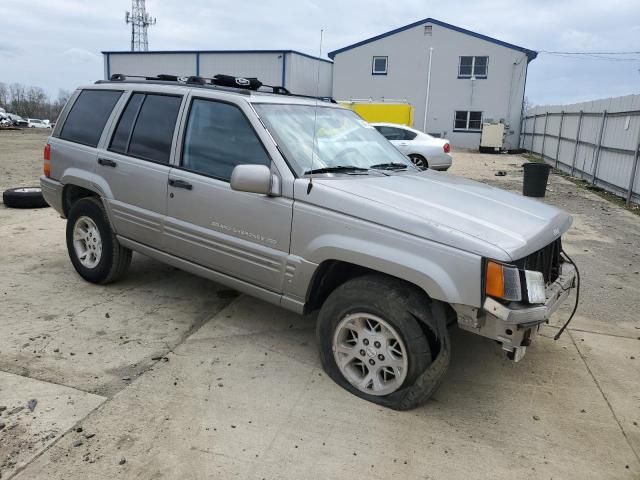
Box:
(317, 274), (449, 410)
(409, 154), (428, 170)
(66, 197), (131, 284)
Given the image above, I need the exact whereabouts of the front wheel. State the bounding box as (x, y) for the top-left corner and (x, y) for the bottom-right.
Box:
(409, 154), (428, 170)
(66, 197), (132, 284)
(317, 274), (449, 410)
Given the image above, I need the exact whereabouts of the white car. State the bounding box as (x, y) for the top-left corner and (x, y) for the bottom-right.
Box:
(372, 123), (452, 171)
(27, 118), (50, 129)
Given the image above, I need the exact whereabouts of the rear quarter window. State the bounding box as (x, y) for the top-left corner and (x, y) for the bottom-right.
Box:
(59, 90), (123, 147)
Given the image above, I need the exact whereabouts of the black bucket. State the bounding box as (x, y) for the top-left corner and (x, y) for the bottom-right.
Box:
(523, 162), (551, 197)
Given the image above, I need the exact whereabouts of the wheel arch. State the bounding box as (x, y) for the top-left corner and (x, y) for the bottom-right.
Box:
(61, 169), (113, 218)
(303, 251), (464, 313)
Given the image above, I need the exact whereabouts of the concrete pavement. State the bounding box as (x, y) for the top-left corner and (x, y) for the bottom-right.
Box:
(1, 131), (639, 479)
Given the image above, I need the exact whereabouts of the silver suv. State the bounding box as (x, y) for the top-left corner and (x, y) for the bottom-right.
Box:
(40, 75), (577, 410)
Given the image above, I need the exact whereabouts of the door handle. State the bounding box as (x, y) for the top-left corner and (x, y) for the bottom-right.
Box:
(168, 179), (193, 190)
(98, 158), (117, 167)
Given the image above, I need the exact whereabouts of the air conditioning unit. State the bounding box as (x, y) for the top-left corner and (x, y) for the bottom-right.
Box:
(480, 122), (506, 153)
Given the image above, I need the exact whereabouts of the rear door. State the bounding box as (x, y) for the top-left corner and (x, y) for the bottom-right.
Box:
(96, 91), (185, 249)
(164, 95), (293, 292)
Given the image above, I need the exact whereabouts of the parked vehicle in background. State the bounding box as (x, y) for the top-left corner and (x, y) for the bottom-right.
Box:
(7, 114), (28, 127)
(40, 75), (577, 410)
(27, 118), (49, 128)
(372, 123), (452, 171)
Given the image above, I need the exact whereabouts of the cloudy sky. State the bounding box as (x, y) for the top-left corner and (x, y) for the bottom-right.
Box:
(1, 0), (638, 105)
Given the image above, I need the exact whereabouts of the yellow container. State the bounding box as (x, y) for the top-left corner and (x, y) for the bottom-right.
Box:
(339, 101), (414, 126)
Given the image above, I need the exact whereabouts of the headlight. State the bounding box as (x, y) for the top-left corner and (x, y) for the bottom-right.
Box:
(485, 260), (547, 304)
(524, 270), (546, 304)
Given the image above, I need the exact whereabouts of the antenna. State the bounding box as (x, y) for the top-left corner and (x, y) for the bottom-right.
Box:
(125, 0), (156, 52)
(307, 28), (324, 195)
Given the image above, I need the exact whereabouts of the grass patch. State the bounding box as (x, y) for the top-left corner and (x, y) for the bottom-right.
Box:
(559, 175), (640, 216)
(520, 153), (546, 164)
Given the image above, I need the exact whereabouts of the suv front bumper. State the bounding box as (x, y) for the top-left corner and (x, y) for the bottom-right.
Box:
(454, 263), (577, 361)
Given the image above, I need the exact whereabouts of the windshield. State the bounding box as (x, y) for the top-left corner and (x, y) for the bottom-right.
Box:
(253, 104), (415, 176)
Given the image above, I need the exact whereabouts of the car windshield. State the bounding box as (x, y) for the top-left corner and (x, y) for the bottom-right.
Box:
(253, 104), (415, 176)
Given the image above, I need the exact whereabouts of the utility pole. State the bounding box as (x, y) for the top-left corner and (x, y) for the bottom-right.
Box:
(423, 47), (433, 133)
(125, 0), (156, 52)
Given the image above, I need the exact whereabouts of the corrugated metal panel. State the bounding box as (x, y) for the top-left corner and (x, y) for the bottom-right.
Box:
(521, 94), (640, 205)
(199, 52), (283, 86)
(286, 53), (333, 96)
(108, 53), (197, 77)
(103, 51), (332, 97)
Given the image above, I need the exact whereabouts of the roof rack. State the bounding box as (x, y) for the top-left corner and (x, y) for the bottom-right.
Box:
(96, 73), (336, 103)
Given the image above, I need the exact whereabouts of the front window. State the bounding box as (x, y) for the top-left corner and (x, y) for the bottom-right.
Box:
(181, 98), (271, 181)
(253, 104), (414, 176)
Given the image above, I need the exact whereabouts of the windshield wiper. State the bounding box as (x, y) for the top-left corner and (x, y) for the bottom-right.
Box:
(369, 162), (409, 171)
(304, 166), (370, 175)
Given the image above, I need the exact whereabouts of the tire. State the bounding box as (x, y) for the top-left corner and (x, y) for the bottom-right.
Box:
(2, 187), (49, 209)
(66, 197), (132, 284)
(409, 154), (429, 170)
(317, 274), (450, 410)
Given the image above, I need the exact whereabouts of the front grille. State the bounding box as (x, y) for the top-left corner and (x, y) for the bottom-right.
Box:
(514, 238), (562, 284)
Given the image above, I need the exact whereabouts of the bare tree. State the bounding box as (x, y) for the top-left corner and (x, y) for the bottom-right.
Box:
(0, 82), (70, 121)
(0, 82), (8, 109)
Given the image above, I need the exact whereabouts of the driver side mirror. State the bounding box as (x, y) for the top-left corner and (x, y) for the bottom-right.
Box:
(230, 164), (280, 196)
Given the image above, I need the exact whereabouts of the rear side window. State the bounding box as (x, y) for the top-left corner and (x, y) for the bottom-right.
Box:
(181, 99), (270, 181)
(110, 93), (144, 153)
(375, 126), (414, 141)
(60, 90), (122, 147)
(109, 93), (182, 164)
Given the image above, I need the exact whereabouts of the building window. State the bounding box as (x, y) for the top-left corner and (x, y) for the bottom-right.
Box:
(454, 111), (483, 131)
(372, 56), (388, 75)
(424, 25), (432, 36)
(458, 56), (488, 79)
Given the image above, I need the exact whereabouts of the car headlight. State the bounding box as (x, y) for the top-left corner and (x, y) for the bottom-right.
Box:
(485, 260), (547, 304)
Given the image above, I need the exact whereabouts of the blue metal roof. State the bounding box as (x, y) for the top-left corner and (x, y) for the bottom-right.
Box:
(101, 49), (334, 64)
(327, 18), (537, 62)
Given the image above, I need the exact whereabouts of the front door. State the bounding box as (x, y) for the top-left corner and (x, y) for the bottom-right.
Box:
(96, 92), (184, 249)
(164, 96), (293, 292)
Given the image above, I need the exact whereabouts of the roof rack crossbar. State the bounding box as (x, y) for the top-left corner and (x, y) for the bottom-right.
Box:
(101, 73), (335, 102)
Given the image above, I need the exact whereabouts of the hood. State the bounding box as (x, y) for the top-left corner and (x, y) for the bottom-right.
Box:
(304, 170), (572, 261)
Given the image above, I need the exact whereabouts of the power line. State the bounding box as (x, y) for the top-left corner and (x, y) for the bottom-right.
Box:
(537, 51), (640, 62)
(538, 50), (640, 55)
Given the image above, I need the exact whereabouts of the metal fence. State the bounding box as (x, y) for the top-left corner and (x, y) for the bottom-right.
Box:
(520, 94), (640, 206)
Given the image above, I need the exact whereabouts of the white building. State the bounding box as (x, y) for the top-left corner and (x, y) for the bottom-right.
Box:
(102, 50), (333, 97)
(329, 18), (537, 149)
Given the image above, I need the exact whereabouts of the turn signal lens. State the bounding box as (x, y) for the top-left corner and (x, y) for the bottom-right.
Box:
(43, 144), (51, 177)
(485, 260), (522, 302)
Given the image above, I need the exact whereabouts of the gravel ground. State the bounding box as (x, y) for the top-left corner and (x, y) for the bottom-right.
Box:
(0, 130), (639, 479)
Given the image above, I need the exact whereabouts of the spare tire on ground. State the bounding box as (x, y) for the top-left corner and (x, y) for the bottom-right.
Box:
(2, 187), (49, 209)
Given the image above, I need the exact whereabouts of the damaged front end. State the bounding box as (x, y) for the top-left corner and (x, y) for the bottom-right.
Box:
(452, 240), (578, 361)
